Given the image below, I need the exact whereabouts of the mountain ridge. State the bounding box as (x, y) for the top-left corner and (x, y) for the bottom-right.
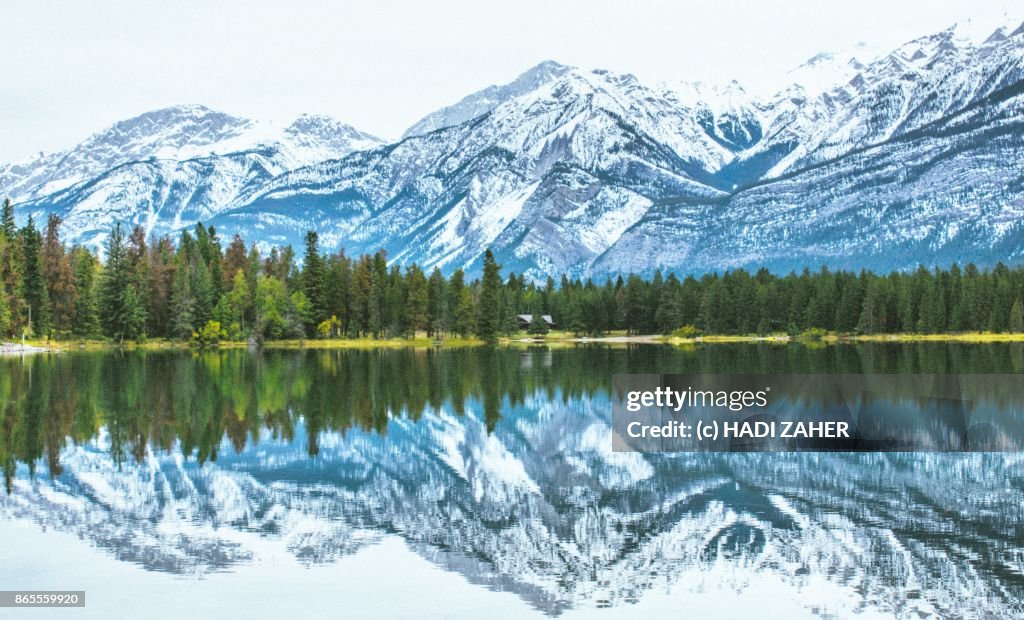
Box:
(4, 17), (1024, 278)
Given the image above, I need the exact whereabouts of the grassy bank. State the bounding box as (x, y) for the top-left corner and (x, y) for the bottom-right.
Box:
(664, 331), (1024, 345)
(15, 330), (1024, 352)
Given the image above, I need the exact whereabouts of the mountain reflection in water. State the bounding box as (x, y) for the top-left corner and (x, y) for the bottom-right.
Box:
(1, 345), (1023, 617)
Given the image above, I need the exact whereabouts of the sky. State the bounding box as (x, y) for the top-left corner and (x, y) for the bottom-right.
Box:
(1, 0), (1020, 162)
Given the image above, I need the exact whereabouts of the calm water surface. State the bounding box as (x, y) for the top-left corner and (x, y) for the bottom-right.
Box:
(1, 344), (1023, 619)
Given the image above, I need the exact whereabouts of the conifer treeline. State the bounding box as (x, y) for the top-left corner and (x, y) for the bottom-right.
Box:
(2, 197), (1024, 343)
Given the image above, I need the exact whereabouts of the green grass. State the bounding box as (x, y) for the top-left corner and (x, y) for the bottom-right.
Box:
(18, 330), (1024, 352)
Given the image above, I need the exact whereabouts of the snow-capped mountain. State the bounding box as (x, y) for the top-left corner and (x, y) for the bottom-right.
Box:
(401, 60), (573, 139)
(1, 106), (381, 246)
(4, 18), (1024, 277)
(202, 65), (734, 274)
(596, 20), (1024, 275)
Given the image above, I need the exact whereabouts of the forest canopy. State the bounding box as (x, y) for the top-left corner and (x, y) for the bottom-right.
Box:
(2, 198), (1024, 344)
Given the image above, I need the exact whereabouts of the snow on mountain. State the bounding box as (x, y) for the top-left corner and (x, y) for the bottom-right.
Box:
(594, 22), (1024, 276)
(3, 105), (381, 243)
(658, 80), (767, 152)
(5, 17), (1024, 278)
(1, 105), (372, 203)
(203, 65), (731, 278)
(401, 60), (572, 139)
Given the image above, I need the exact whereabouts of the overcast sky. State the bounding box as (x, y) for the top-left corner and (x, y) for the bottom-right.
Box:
(1, 0), (1020, 161)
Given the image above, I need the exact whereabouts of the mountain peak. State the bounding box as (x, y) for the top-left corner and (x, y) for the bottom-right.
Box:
(401, 60), (574, 139)
(285, 113), (380, 142)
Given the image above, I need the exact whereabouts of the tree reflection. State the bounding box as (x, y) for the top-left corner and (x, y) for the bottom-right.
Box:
(3, 342), (1024, 491)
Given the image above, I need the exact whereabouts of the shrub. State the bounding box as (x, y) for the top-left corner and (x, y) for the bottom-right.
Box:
(798, 327), (828, 341)
(193, 320), (228, 347)
(670, 325), (701, 338)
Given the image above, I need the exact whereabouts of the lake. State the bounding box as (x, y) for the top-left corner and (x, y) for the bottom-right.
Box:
(2, 344), (1023, 618)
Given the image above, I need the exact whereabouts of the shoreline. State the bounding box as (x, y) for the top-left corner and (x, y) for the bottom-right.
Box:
(12, 331), (1024, 353)
(0, 342), (59, 355)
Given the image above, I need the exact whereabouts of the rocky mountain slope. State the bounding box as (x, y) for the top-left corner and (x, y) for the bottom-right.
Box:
(2, 106), (381, 247)
(4, 19), (1024, 277)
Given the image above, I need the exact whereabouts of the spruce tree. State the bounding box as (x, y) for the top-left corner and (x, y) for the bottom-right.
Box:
(42, 215), (77, 335)
(0, 198), (14, 239)
(449, 269), (474, 337)
(120, 285), (147, 341)
(169, 258), (195, 339)
(71, 247), (101, 338)
(1010, 299), (1024, 333)
(18, 216), (52, 337)
(528, 304), (550, 336)
(0, 278), (9, 337)
(476, 249), (502, 343)
(0, 232), (19, 337)
(403, 264), (428, 337)
(427, 267), (447, 337)
(301, 230), (327, 331)
(98, 223), (136, 342)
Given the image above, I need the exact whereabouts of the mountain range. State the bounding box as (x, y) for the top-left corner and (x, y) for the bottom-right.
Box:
(3, 19), (1024, 278)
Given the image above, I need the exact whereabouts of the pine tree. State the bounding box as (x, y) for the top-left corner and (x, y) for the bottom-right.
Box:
(449, 269), (474, 337)
(18, 216), (52, 337)
(145, 236), (175, 337)
(169, 258), (195, 339)
(0, 198), (14, 239)
(324, 252), (351, 332)
(70, 247), (101, 338)
(834, 276), (862, 333)
(222, 234), (249, 290)
(403, 264), (428, 337)
(1, 200), (25, 335)
(1010, 298), (1024, 333)
(476, 250), (502, 343)
(42, 215), (77, 335)
(0, 278), (10, 337)
(528, 304), (549, 336)
(300, 230), (327, 333)
(190, 258), (214, 328)
(349, 255), (372, 336)
(367, 251), (388, 336)
(385, 264), (405, 335)
(0, 233), (16, 337)
(120, 285), (147, 341)
(98, 223), (144, 343)
(427, 267), (447, 337)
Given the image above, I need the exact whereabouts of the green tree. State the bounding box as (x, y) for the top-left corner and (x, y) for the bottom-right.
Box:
(528, 306), (549, 336)
(98, 223), (146, 343)
(300, 230), (327, 334)
(224, 269), (252, 335)
(120, 285), (147, 341)
(169, 257), (195, 339)
(18, 216), (52, 337)
(0, 278), (10, 336)
(475, 250), (502, 343)
(70, 247), (101, 337)
(42, 215), (77, 335)
(427, 267), (447, 337)
(449, 269), (475, 337)
(404, 264), (428, 337)
(1010, 298), (1024, 333)
(0, 198), (14, 239)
